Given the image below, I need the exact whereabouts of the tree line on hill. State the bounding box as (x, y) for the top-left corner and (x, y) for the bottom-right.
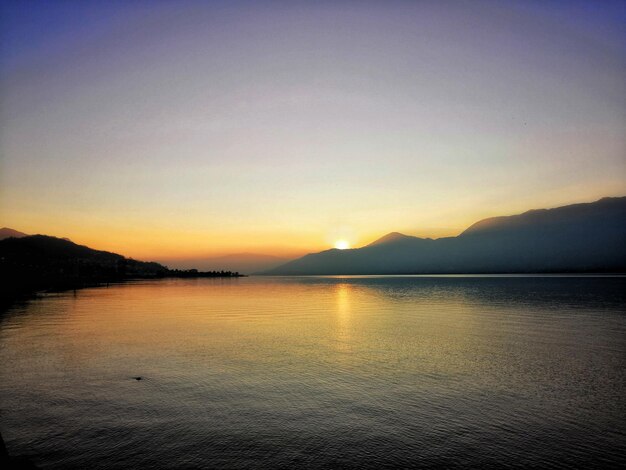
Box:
(0, 235), (242, 299)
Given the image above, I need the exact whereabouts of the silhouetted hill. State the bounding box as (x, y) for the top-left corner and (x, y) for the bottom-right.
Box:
(0, 235), (241, 298)
(0, 235), (169, 274)
(0, 235), (169, 296)
(0, 228), (27, 240)
(264, 197), (626, 275)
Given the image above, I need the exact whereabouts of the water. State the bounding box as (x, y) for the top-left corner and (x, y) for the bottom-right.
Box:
(1, 276), (625, 469)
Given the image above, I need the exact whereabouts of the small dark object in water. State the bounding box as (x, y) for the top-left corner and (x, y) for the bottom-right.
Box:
(133, 376), (142, 381)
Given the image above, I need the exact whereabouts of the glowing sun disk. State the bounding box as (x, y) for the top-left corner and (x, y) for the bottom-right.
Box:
(335, 240), (350, 250)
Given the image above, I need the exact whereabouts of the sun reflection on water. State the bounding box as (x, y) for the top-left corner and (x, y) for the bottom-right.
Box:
(335, 283), (353, 353)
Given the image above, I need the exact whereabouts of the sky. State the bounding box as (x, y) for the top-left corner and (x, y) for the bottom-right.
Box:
(1, 0), (625, 261)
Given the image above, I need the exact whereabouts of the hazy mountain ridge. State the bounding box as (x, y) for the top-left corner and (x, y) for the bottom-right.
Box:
(366, 232), (420, 246)
(0, 227), (28, 240)
(460, 197), (624, 236)
(265, 197), (626, 275)
(160, 253), (290, 274)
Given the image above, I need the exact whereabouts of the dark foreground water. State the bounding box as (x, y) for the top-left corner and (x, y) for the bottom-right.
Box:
(1, 276), (625, 469)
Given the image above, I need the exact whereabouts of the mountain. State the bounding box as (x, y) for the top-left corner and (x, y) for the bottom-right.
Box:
(0, 235), (246, 298)
(1, 234), (169, 275)
(0, 228), (28, 240)
(159, 253), (290, 275)
(366, 232), (416, 246)
(264, 197), (626, 275)
(0, 235), (170, 296)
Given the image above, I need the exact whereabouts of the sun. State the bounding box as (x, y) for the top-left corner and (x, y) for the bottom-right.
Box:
(334, 240), (350, 250)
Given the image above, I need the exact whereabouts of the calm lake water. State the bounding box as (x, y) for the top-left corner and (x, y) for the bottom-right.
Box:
(1, 276), (625, 469)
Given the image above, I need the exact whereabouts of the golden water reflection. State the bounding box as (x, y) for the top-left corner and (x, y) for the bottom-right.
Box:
(334, 283), (352, 354)
(1, 276), (625, 469)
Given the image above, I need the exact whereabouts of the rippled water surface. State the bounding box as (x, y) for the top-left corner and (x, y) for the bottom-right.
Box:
(1, 276), (625, 468)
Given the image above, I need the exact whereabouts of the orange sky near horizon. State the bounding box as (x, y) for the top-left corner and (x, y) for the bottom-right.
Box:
(5, 187), (624, 261)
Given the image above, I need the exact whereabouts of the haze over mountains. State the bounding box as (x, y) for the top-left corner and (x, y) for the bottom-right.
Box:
(0, 227), (27, 240)
(158, 253), (290, 275)
(3, 197), (625, 278)
(264, 197), (626, 275)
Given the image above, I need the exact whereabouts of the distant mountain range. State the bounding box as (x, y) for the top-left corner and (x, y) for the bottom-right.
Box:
(264, 197), (626, 275)
(158, 253), (290, 275)
(3, 196), (625, 285)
